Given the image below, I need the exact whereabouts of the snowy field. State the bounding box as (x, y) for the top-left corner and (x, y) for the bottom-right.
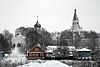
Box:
(0, 46), (72, 67)
(17, 60), (72, 67)
(0, 46), (94, 67)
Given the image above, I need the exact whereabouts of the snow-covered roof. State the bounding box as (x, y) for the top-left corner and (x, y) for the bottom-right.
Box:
(36, 43), (41, 47)
(47, 46), (57, 49)
(13, 34), (26, 39)
(77, 48), (91, 52)
(67, 46), (75, 51)
(12, 34), (26, 45)
(27, 43), (45, 53)
(46, 50), (54, 53)
(17, 34), (26, 38)
(17, 60), (72, 67)
(46, 46), (58, 52)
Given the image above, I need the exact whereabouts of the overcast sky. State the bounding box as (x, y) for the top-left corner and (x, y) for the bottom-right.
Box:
(0, 0), (100, 34)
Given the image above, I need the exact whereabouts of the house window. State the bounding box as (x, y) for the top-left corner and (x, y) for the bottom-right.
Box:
(13, 44), (15, 47)
(33, 53), (36, 57)
(32, 53), (35, 57)
(35, 53), (39, 57)
(73, 23), (74, 25)
(29, 53), (33, 56)
(38, 53), (41, 57)
(35, 48), (39, 51)
(17, 43), (21, 47)
(41, 53), (44, 57)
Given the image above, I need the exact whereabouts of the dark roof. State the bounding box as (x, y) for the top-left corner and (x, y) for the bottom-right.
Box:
(34, 21), (41, 28)
(27, 43), (45, 53)
(73, 9), (79, 21)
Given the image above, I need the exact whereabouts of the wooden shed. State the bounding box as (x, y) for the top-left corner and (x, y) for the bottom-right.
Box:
(26, 43), (46, 60)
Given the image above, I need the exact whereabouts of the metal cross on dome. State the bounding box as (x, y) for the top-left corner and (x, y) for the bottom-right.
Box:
(37, 16), (39, 21)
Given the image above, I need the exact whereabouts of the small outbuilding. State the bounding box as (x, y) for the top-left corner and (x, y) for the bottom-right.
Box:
(46, 46), (57, 56)
(0, 51), (4, 60)
(67, 46), (76, 59)
(77, 48), (91, 60)
(26, 43), (46, 60)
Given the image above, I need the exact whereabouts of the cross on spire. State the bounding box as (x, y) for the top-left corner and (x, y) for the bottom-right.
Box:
(37, 16), (39, 21)
(74, 0), (77, 9)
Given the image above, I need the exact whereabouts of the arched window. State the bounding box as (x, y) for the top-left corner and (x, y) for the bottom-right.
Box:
(13, 44), (15, 47)
(17, 43), (21, 47)
(73, 23), (74, 25)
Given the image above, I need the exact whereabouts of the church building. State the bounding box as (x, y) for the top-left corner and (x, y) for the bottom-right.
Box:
(12, 33), (26, 47)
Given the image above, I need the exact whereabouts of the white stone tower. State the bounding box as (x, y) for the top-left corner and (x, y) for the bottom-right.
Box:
(70, 9), (82, 33)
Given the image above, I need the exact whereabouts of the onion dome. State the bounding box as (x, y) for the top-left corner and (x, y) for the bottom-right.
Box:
(34, 21), (41, 28)
(34, 16), (41, 28)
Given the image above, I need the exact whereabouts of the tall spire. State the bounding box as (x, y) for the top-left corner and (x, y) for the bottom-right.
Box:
(73, 9), (79, 21)
(70, 9), (81, 32)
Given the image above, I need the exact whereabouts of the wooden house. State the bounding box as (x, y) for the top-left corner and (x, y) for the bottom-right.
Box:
(26, 43), (46, 60)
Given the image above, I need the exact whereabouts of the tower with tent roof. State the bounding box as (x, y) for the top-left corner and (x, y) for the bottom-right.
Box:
(70, 9), (82, 33)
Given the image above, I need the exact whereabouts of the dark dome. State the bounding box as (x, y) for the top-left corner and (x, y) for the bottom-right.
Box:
(34, 21), (41, 28)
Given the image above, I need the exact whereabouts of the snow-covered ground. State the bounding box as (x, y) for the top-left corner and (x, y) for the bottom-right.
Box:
(3, 47), (27, 64)
(17, 60), (72, 67)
